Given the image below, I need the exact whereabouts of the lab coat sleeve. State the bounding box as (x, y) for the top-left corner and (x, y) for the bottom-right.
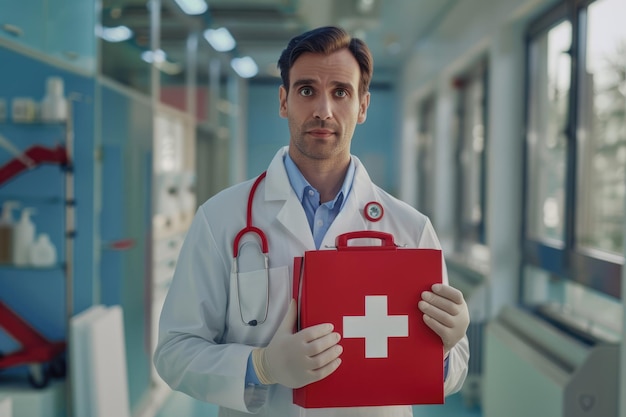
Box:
(153, 206), (269, 412)
(418, 219), (470, 397)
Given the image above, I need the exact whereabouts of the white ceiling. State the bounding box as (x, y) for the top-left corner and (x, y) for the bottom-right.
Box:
(206, 0), (457, 80)
(101, 0), (458, 84)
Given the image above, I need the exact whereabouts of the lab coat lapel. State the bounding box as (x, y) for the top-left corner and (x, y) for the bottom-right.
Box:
(264, 148), (315, 250)
(276, 196), (315, 250)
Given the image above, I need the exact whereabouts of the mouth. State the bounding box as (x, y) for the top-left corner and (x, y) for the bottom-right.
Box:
(307, 129), (335, 138)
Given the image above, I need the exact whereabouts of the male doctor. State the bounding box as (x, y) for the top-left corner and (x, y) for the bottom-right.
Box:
(154, 26), (470, 416)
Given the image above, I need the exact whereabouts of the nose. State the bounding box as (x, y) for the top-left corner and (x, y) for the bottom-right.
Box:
(313, 95), (332, 120)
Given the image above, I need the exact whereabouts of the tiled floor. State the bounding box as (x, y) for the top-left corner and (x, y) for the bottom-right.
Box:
(155, 390), (482, 417)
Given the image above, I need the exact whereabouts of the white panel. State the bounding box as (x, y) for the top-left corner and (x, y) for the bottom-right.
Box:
(88, 306), (131, 417)
(70, 305), (131, 417)
(70, 305), (107, 417)
(0, 396), (11, 417)
(0, 382), (64, 417)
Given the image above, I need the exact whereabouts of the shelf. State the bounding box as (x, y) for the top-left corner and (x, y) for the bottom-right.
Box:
(0, 263), (64, 271)
(152, 213), (193, 240)
(0, 97), (74, 416)
(0, 196), (64, 204)
(0, 119), (67, 127)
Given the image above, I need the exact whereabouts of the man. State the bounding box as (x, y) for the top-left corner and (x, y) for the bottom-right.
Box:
(154, 26), (469, 416)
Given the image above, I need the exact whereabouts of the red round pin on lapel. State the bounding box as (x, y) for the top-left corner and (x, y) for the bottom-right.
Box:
(364, 201), (384, 222)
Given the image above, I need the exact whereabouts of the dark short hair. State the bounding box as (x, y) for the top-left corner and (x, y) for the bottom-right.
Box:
(277, 26), (374, 98)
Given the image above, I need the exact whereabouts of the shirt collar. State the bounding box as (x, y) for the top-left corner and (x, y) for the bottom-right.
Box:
(284, 152), (355, 210)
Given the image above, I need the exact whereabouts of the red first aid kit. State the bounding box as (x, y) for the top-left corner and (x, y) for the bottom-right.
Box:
(292, 231), (444, 408)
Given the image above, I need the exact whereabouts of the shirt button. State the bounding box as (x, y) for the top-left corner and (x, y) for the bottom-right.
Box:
(316, 220), (323, 227)
(308, 190), (315, 196)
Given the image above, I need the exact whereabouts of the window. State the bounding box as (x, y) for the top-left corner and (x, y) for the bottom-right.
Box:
(526, 20), (571, 244)
(523, 0), (625, 305)
(576, 0), (626, 255)
(454, 61), (489, 252)
(417, 95), (436, 221)
(522, 266), (621, 341)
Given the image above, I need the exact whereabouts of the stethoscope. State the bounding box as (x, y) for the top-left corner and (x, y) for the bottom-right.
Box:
(232, 171), (269, 327)
(232, 170), (385, 327)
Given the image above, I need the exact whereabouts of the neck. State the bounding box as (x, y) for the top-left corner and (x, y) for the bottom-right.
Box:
(291, 155), (350, 203)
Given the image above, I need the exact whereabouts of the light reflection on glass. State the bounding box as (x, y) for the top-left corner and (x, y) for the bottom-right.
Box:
(576, 0), (626, 254)
(526, 20), (572, 242)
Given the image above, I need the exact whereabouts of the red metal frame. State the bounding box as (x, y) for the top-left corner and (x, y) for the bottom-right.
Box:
(0, 301), (66, 369)
(0, 144), (68, 187)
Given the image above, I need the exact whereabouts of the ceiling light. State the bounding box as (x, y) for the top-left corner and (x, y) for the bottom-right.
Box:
(173, 0), (208, 15)
(140, 50), (182, 75)
(158, 61), (183, 75)
(204, 27), (236, 52)
(99, 25), (133, 42)
(231, 56), (258, 78)
(357, 0), (376, 13)
(141, 49), (167, 64)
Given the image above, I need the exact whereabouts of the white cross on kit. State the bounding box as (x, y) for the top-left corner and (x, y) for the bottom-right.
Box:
(342, 295), (409, 358)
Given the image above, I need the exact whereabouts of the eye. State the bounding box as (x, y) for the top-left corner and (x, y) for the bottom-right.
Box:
(335, 89), (348, 98)
(299, 87), (313, 97)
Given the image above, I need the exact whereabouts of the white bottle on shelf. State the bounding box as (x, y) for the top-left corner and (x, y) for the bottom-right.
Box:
(40, 76), (68, 122)
(0, 201), (19, 264)
(29, 233), (57, 267)
(13, 207), (36, 266)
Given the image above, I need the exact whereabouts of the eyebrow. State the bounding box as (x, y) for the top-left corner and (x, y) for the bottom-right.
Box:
(333, 81), (355, 92)
(291, 79), (355, 92)
(292, 79), (316, 89)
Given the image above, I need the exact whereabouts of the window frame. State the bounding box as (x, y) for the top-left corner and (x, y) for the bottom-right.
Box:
(521, 0), (623, 300)
(416, 94), (437, 221)
(453, 59), (490, 252)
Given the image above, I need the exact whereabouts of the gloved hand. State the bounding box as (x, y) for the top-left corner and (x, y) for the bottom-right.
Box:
(252, 299), (343, 388)
(418, 284), (470, 354)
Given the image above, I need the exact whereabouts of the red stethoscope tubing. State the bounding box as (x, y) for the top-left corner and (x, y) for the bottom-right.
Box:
(233, 170), (385, 257)
(233, 171), (268, 257)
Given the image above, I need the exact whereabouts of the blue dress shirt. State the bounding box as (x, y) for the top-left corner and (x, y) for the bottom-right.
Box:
(283, 153), (355, 249)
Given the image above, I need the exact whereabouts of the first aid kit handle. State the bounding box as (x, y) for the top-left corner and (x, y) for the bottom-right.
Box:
(335, 231), (396, 249)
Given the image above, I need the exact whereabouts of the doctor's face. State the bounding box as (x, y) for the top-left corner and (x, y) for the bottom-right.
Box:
(279, 49), (370, 166)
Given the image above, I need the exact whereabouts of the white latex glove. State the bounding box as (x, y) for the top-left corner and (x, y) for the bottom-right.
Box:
(252, 299), (343, 388)
(418, 284), (470, 354)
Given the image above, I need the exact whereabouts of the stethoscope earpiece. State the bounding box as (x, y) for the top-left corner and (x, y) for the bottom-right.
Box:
(248, 320), (258, 326)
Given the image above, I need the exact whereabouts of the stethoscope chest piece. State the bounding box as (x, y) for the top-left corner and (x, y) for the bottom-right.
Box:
(364, 201), (384, 222)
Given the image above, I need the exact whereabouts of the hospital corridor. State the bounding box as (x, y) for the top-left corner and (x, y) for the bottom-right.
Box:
(0, 0), (625, 416)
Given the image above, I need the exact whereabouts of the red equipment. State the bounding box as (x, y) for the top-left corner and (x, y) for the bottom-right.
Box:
(292, 231), (444, 408)
(0, 301), (66, 388)
(0, 144), (68, 187)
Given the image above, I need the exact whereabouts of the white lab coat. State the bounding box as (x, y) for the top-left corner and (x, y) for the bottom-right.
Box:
(154, 147), (469, 417)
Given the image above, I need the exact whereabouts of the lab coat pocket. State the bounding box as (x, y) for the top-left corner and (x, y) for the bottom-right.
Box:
(227, 265), (289, 345)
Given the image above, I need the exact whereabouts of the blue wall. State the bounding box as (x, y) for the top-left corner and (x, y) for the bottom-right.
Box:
(0, 45), (152, 411)
(98, 83), (153, 407)
(0, 46), (96, 345)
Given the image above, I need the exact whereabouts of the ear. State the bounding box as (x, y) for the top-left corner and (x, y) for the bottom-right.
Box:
(279, 85), (288, 119)
(357, 91), (370, 124)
